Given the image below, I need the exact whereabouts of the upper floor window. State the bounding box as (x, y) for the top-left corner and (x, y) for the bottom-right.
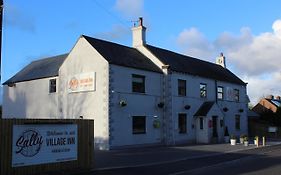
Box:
(132, 116), (146, 134)
(132, 74), (145, 93)
(49, 79), (56, 93)
(234, 89), (239, 102)
(217, 86), (224, 100)
(200, 83), (207, 98)
(178, 113), (187, 133)
(178, 79), (186, 96)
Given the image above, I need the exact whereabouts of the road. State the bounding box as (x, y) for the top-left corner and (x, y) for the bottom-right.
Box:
(87, 144), (281, 175)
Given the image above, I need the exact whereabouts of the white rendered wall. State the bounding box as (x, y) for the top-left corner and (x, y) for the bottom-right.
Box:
(59, 36), (110, 150)
(108, 64), (163, 148)
(170, 72), (248, 143)
(3, 77), (59, 118)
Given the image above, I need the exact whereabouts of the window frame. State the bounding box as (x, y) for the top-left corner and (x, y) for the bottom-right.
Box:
(132, 116), (146, 134)
(200, 83), (207, 98)
(234, 89), (239, 102)
(217, 86), (224, 100)
(132, 74), (145, 93)
(178, 113), (187, 134)
(49, 79), (57, 93)
(178, 79), (186, 96)
(235, 115), (240, 130)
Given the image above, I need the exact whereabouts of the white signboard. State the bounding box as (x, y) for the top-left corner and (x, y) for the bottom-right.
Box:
(12, 124), (77, 167)
(268, 126), (278, 133)
(68, 72), (96, 93)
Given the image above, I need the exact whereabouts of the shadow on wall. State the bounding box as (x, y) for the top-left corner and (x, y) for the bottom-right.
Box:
(4, 87), (27, 118)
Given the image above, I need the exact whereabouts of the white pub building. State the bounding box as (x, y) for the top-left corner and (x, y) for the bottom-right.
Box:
(3, 18), (248, 150)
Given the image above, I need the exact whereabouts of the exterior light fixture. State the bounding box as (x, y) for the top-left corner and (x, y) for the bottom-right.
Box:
(223, 107), (228, 112)
(119, 100), (127, 107)
(158, 102), (164, 108)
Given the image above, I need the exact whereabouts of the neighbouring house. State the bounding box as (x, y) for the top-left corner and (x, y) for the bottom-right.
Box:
(252, 95), (281, 114)
(2, 18), (248, 150)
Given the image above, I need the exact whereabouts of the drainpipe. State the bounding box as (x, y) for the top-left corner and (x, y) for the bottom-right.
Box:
(0, 0), (3, 82)
(215, 80), (218, 103)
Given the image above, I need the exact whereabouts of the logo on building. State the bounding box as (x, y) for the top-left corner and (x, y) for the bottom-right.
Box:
(69, 77), (79, 91)
(15, 129), (43, 157)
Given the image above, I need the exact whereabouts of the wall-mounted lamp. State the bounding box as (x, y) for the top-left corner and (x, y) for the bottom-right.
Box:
(119, 100), (127, 107)
(184, 105), (191, 110)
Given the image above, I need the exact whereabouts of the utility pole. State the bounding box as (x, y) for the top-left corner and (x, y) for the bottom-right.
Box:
(0, 0), (3, 82)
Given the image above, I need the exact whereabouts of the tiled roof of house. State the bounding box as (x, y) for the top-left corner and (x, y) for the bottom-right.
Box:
(146, 45), (246, 85)
(3, 54), (68, 85)
(83, 35), (162, 73)
(194, 101), (215, 116)
(266, 98), (281, 107)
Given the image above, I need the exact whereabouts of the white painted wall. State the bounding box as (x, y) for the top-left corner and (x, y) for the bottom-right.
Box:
(59, 36), (110, 150)
(3, 77), (59, 119)
(170, 72), (248, 143)
(108, 65), (163, 147)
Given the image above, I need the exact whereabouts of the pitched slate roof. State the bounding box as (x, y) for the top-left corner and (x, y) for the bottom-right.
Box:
(194, 101), (215, 116)
(146, 45), (246, 85)
(83, 35), (162, 73)
(3, 54), (68, 85)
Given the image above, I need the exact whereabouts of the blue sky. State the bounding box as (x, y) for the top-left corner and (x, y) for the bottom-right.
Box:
(2, 0), (281, 104)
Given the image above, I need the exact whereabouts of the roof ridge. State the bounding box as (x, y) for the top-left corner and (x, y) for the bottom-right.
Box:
(31, 53), (69, 63)
(146, 44), (220, 67)
(82, 35), (134, 50)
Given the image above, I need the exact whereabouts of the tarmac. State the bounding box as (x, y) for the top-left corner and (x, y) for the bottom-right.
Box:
(94, 140), (281, 171)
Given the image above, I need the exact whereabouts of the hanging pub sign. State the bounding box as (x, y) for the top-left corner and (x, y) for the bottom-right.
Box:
(12, 124), (77, 167)
(68, 72), (96, 93)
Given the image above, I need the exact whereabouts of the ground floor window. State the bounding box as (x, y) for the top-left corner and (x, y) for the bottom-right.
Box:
(49, 79), (56, 93)
(235, 115), (240, 130)
(200, 117), (204, 130)
(132, 116), (146, 134)
(178, 113), (187, 133)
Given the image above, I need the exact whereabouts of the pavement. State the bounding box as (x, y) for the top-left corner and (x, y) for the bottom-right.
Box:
(94, 139), (281, 171)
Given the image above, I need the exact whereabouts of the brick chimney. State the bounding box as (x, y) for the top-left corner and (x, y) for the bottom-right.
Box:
(216, 52), (226, 68)
(266, 95), (274, 100)
(132, 17), (146, 47)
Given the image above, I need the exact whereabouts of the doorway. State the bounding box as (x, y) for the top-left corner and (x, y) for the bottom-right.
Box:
(212, 116), (218, 138)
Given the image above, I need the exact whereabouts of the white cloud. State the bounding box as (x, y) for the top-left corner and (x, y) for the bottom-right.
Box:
(176, 19), (281, 104)
(176, 28), (215, 60)
(93, 25), (130, 41)
(273, 20), (281, 39)
(114, 0), (144, 18)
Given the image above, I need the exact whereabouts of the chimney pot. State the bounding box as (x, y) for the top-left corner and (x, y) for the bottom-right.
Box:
(139, 17), (143, 26)
(267, 95), (274, 100)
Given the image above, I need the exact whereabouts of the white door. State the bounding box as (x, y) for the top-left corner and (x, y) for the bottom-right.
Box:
(196, 117), (208, 143)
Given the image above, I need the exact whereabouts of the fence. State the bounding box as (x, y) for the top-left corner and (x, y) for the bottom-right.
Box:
(248, 120), (281, 138)
(0, 119), (94, 175)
